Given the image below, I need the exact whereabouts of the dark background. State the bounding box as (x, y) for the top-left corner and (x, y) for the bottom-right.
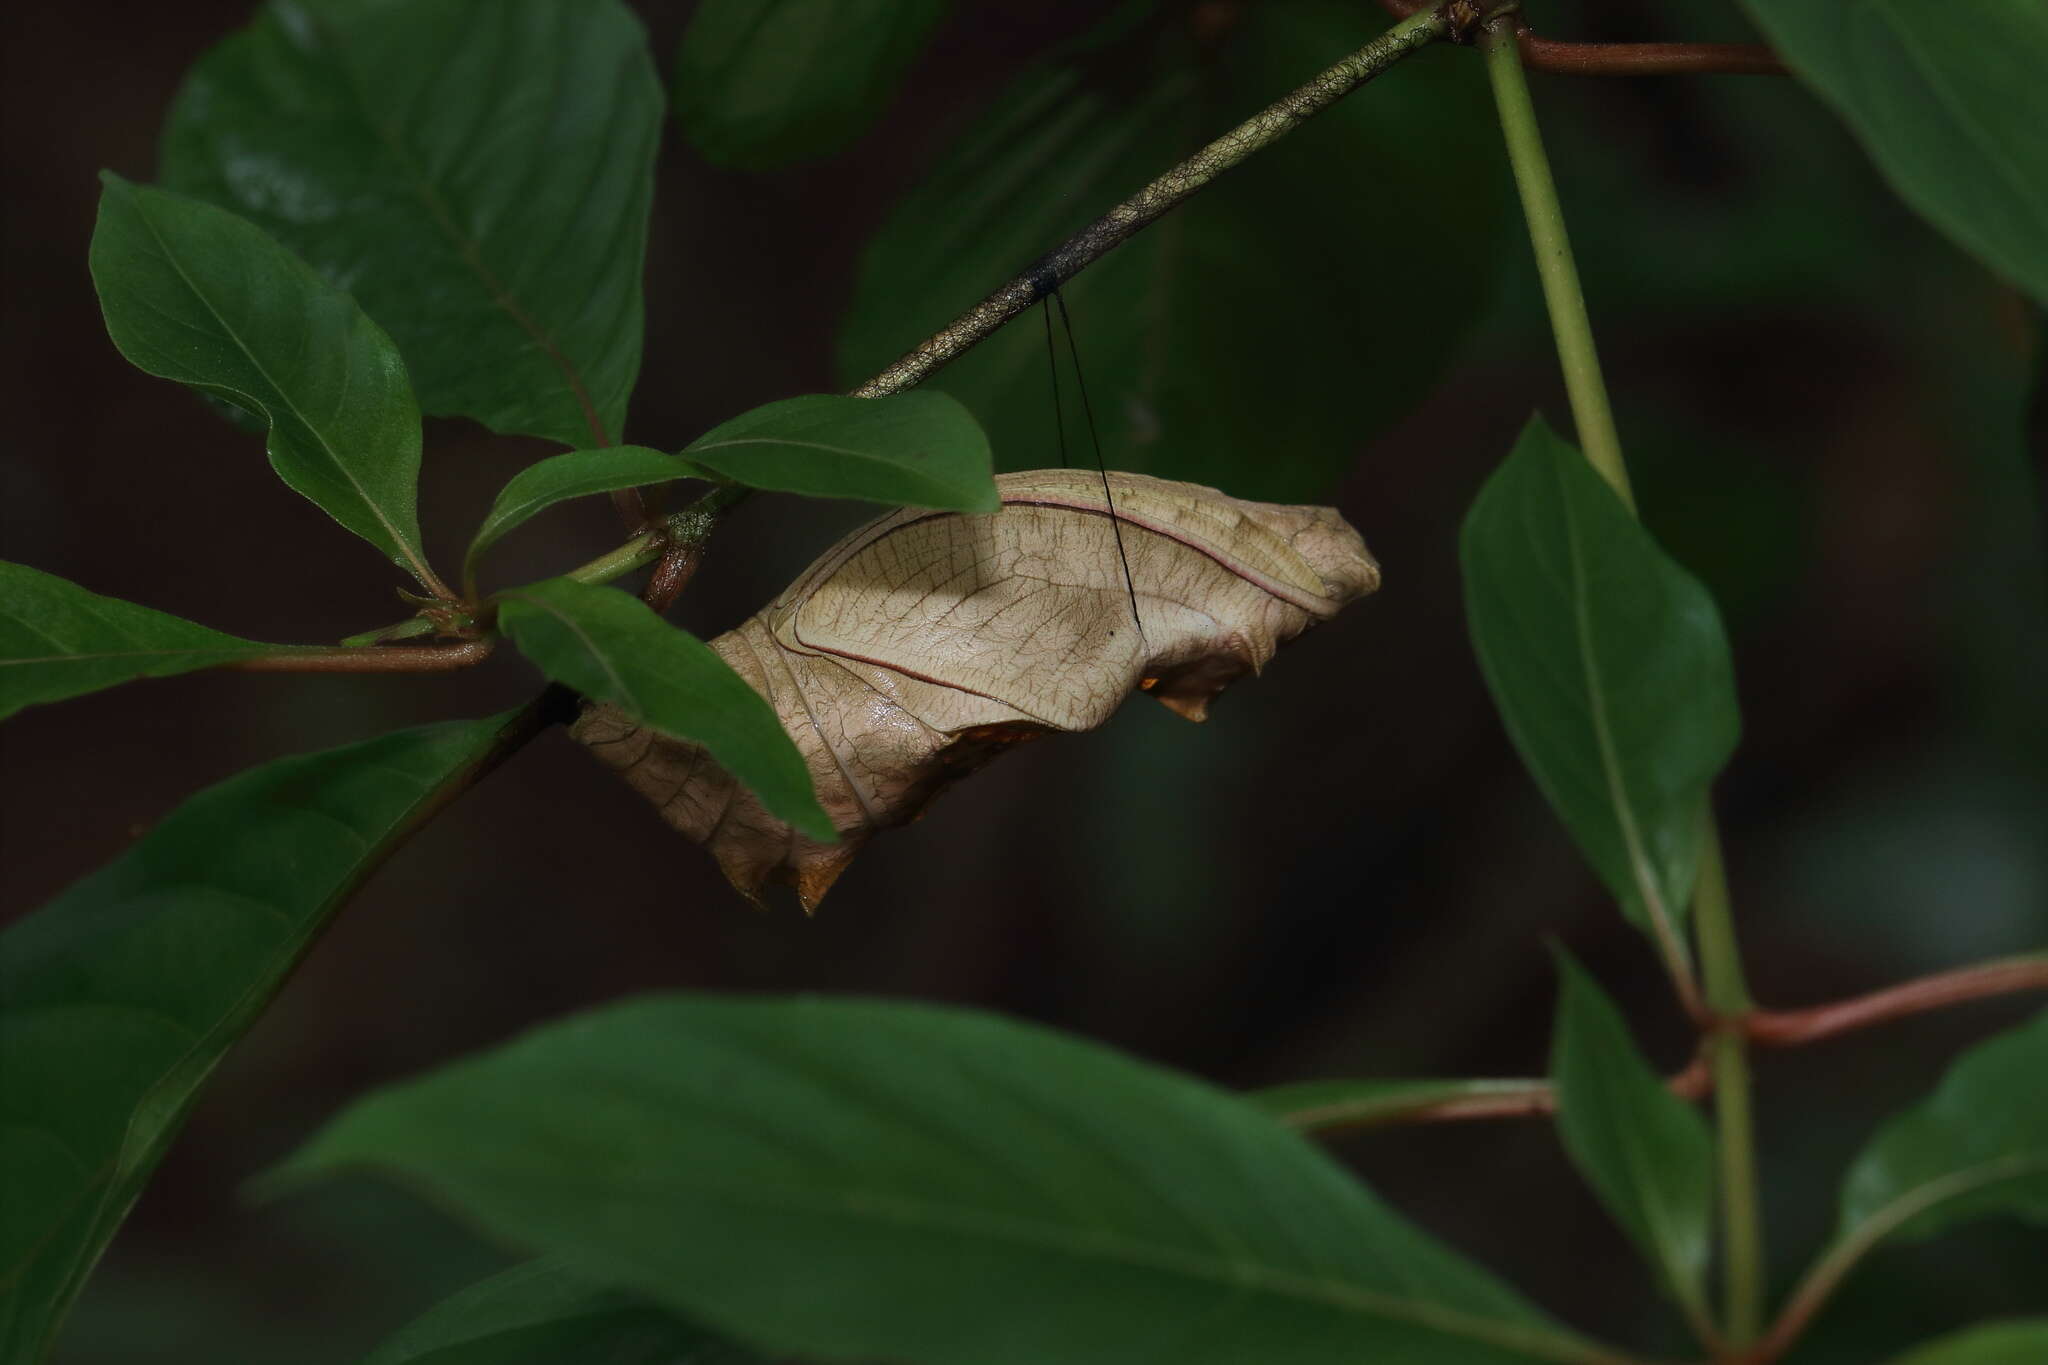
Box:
(3, 1), (2044, 1361)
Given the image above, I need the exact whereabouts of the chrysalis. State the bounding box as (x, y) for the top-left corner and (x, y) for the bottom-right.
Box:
(573, 469), (1379, 910)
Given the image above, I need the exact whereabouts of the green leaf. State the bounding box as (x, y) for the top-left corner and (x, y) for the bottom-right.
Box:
(495, 579), (832, 840)
(0, 561), (310, 721)
(1886, 1320), (2048, 1365)
(673, 0), (949, 169)
(465, 446), (701, 591)
(161, 0), (662, 449)
(1836, 1008), (2048, 1253)
(682, 393), (997, 512)
(1459, 416), (1740, 947)
(364, 1258), (760, 1365)
(89, 175), (437, 588)
(1548, 950), (1714, 1326)
(836, 1), (1506, 503)
(1738, 0), (2048, 308)
(276, 994), (1601, 1365)
(0, 713), (522, 1364)
(1249, 1078), (1548, 1133)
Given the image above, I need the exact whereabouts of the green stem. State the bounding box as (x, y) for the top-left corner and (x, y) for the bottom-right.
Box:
(1693, 816), (1763, 1347)
(1481, 17), (1634, 509)
(1483, 18), (1762, 1350)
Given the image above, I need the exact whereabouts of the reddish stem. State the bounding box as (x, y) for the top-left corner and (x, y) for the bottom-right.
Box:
(220, 639), (494, 674)
(1375, 0), (1788, 76)
(1745, 955), (2048, 1046)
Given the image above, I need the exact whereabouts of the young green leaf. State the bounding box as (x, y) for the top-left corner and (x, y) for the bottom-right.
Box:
(1249, 1077), (1549, 1133)
(1460, 417), (1740, 953)
(0, 561), (312, 721)
(682, 393), (997, 512)
(1885, 1320), (2048, 1365)
(89, 175), (440, 590)
(495, 579), (832, 840)
(364, 1258), (760, 1365)
(1836, 1007), (2048, 1255)
(0, 712), (524, 1364)
(274, 994), (1605, 1365)
(161, 0), (662, 449)
(1548, 950), (1714, 1329)
(1738, 0), (2048, 308)
(466, 446), (703, 591)
(673, 0), (949, 169)
(836, 2), (1505, 503)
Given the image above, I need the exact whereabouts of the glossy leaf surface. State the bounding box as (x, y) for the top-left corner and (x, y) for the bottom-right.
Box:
(364, 1258), (760, 1365)
(1838, 1008), (2048, 1250)
(0, 562), (306, 721)
(161, 0), (661, 448)
(682, 393), (998, 512)
(279, 994), (1595, 1365)
(1549, 951), (1713, 1321)
(837, 1), (1505, 502)
(495, 578), (832, 839)
(465, 446), (700, 589)
(89, 175), (435, 586)
(1460, 417), (1740, 942)
(1740, 0), (2048, 307)
(0, 714), (520, 1363)
(673, 0), (948, 168)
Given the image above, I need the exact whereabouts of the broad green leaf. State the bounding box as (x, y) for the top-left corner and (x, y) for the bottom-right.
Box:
(161, 0), (662, 449)
(1548, 951), (1713, 1325)
(1460, 417), (1740, 945)
(495, 578), (832, 840)
(1738, 0), (2048, 308)
(0, 562), (311, 721)
(89, 175), (436, 587)
(1887, 1320), (2048, 1365)
(0, 713), (522, 1364)
(276, 994), (1601, 1365)
(1836, 1008), (2048, 1253)
(1250, 1078), (1548, 1133)
(682, 392), (996, 512)
(466, 447), (702, 590)
(836, 1), (1505, 503)
(673, 0), (949, 169)
(364, 1258), (760, 1365)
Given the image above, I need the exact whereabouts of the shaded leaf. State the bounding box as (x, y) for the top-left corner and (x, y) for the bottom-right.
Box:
(1460, 417), (1740, 946)
(277, 994), (1602, 1365)
(161, 0), (662, 448)
(364, 1258), (761, 1365)
(89, 175), (436, 587)
(1739, 0), (2048, 307)
(466, 447), (701, 590)
(1249, 1078), (1547, 1133)
(0, 561), (309, 721)
(1887, 1320), (2048, 1365)
(673, 0), (949, 168)
(1838, 1008), (2048, 1251)
(0, 713), (522, 1364)
(837, 1), (1505, 503)
(495, 578), (832, 840)
(1549, 950), (1713, 1323)
(682, 393), (997, 512)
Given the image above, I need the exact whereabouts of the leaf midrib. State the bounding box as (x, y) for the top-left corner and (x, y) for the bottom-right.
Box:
(130, 196), (430, 586)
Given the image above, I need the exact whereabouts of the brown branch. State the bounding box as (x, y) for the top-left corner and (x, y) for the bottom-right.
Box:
(1744, 954), (2048, 1047)
(640, 537), (705, 615)
(852, 7), (1449, 400)
(1376, 0), (1788, 76)
(220, 638), (494, 674)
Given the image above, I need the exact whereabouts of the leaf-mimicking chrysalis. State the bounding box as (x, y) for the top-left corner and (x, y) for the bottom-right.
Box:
(572, 469), (1380, 909)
